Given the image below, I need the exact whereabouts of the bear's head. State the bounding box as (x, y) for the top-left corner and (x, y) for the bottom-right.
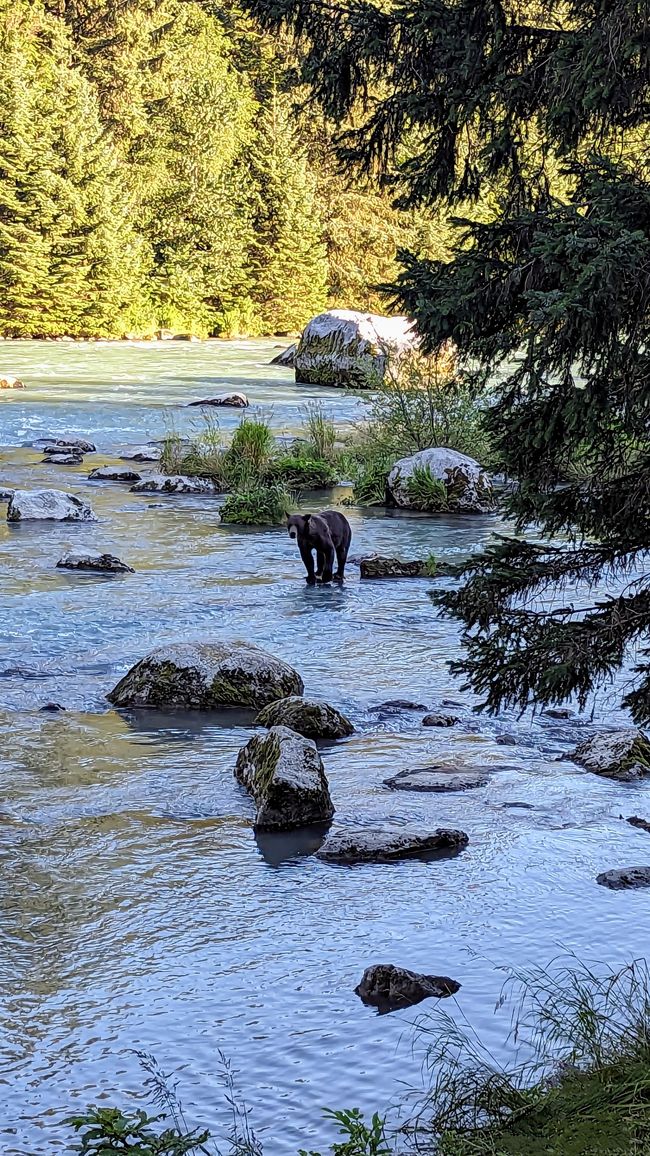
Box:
(287, 513), (310, 541)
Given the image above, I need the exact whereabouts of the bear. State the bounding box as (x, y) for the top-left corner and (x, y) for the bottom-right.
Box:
(287, 510), (352, 584)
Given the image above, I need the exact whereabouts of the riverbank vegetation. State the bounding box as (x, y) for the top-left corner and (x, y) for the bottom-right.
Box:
(240, 0), (650, 720)
(67, 958), (650, 1154)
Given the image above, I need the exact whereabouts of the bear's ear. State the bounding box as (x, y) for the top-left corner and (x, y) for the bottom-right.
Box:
(303, 513), (311, 526)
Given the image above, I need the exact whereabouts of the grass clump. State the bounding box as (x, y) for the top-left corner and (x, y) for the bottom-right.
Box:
(409, 956), (650, 1156)
(160, 415), (228, 485)
(404, 465), (448, 512)
(220, 481), (292, 525)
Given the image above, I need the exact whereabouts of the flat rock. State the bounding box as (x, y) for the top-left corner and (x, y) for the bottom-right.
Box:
(0, 375), (26, 389)
(119, 446), (161, 462)
(130, 474), (218, 494)
(7, 489), (98, 522)
(316, 826), (469, 863)
(596, 866), (650, 890)
(187, 393), (248, 408)
(572, 729), (650, 781)
(40, 702), (67, 712)
(270, 344), (296, 367)
(57, 551), (134, 574)
(355, 963), (460, 1014)
(387, 446), (495, 514)
(108, 641), (304, 710)
(38, 437), (96, 454)
(627, 816), (650, 833)
(360, 556), (425, 579)
(254, 696), (354, 739)
(42, 453), (83, 465)
(369, 699), (427, 714)
(543, 707), (574, 719)
(234, 725), (334, 830)
(422, 713), (459, 727)
(384, 767), (488, 792)
(88, 467), (142, 482)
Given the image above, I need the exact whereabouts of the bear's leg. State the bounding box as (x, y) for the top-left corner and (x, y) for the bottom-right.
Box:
(335, 542), (348, 580)
(299, 542), (316, 584)
(320, 544), (335, 583)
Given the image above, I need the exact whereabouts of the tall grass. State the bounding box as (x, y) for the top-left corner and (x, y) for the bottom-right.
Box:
(303, 403), (336, 461)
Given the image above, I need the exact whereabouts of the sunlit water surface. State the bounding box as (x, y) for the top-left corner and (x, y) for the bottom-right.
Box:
(0, 339), (649, 1154)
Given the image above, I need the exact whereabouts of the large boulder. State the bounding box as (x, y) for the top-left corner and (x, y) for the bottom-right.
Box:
(130, 474), (218, 494)
(7, 489), (97, 522)
(234, 725), (334, 830)
(254, 696), (354, 739)
(572, 729), (650, 782)
(387, 447), (495, 514)
(596, 866), (650, 890)
(316, 826), (468, 863)
(294, 310), (416, 388)
(355, 964), (460, 1013)
(108, 641), (304, 710)
(271, 344), (296, 368)
(57, 551), (134, 574)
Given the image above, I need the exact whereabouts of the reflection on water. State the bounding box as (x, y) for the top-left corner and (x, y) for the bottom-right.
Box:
(1, 340), (650, 1155)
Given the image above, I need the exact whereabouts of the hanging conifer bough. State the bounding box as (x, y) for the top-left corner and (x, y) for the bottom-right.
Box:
(239, 0), (650, 721)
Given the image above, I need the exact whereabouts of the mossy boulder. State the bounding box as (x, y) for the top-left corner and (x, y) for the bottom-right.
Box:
(572, 729), (650, 781)
(294, 309), (416, 387)
(107, 641), (304, 710)
(254, 696), (354, 739)
(234, 725), (334, 830)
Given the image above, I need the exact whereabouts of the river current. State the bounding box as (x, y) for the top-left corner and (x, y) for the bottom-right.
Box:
(0, 339), (649, 1154)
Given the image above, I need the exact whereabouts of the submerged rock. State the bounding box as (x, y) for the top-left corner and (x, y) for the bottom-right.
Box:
(596, 866), (650, 890)
(422, 713), (459, 727)
(254, 696), (354, 739)
(0, 375), (25, 389)
(627, 816), (650, 833)
(234, 725), (334, 830)
(543, 707), (574, 719)
(270, 344), (296, 368)
(186, 393), (249, 408)
(369, 699), (427, 717)
(355, 963), (461, 1014)
(295, 309), (416, 388)
(387, 447), (495, 514)
(572, 729), (650, 781)
(7, 489), (98, 522)
(130, 474), (219, 494)
(119, 446), (161, 463)
(57, 551), (134, 574)
(40, 702), (67, 712)
(42, 453), (83, 465)
(316, 826), (469, 863)
(88, 466), (142, 482)
(108, 641), (304, 710)
(384, 767), (488, 792)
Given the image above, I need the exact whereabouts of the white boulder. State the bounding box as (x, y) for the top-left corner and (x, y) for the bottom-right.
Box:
(130, 474), (218, 494)
(387, 447), (494, 513)
(7, 489), (98, 522)
(295, 310), (416, 388)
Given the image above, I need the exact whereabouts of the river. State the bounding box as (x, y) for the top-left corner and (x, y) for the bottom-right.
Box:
(0, 338), (648, 1155)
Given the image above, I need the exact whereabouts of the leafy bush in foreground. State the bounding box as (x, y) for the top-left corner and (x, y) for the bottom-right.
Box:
(220, 482), (292, 525)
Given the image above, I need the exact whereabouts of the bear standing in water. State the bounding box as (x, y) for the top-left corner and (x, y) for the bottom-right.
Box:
(287, 511), (352, 584)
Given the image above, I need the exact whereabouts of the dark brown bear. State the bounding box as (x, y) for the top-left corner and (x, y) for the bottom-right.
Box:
(287, 510), (352, 584)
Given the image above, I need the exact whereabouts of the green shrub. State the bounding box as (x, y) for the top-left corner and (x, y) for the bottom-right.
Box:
(404, 465), (449, 511)
(224, 415), (276, 485)
(67, 1107), (208, 1155)
(220, 482), (292, 525)
(268, 452), (339, 490)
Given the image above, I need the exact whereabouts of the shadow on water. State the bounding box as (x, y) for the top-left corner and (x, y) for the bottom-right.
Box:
(254, 823), (331, 866)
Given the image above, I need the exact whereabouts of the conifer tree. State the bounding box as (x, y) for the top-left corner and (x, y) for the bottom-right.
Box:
(239, 0), (650, 720)
(246, 92), (328, 333)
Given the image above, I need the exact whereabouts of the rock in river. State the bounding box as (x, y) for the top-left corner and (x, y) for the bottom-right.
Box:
(270, 344), (296, 367)
(385, 767), (488, 792)
(42, 453), (83, 465)
(596, 866), (650, 890)
(130, 474), (219, 494)
(119, 446), (161, 463)
(107, 641), (304, 710)
(0, 375), (26, 389)
(422, 713), (459, 727)
(39, 437), (97, 454)
(387, 446), (495, 514)
(355, 963), (461, 1013)
(316, 826), (469, 863)
(7, 489), (98, 522)
(254, 696), (354, 739)
(234, 725), (334, 830)
(572, 729), (650, 781)
(295, 309), (417, 388)
(186, 393), (248, 408)
(57, 551), (134, 574)
(88, 466), (142, 482)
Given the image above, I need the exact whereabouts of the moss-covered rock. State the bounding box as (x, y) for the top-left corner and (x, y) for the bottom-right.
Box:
(572, 729), (650, 781)
(254, 696), (354, 739)
(107, 642), (304, 710)
(234, 725), (334, 830)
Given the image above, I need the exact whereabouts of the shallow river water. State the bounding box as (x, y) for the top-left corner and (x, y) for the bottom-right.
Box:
(1, 339), (649, 1155)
